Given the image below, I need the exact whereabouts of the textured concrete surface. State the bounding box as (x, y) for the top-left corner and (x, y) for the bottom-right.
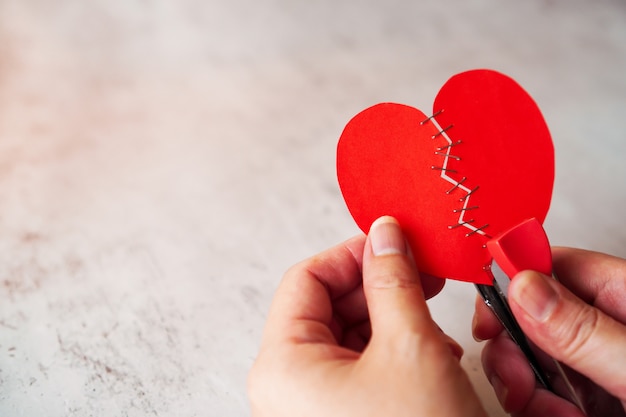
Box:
(0, 1), (625, 416)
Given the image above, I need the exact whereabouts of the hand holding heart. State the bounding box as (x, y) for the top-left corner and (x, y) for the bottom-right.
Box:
(249, 217), (488, 417)
(249, 70), (626, 417)
(248, 216), (626, 417)
(473, 248), (626, 416)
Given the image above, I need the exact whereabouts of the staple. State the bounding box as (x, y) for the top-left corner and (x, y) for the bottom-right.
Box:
(448, 219), (475, 229)
(435, 151), (461, 160)
(432, 124), (453, 139)
(420, 109), (443, 125)
(431, 166), (458, 174)
(453, 206), (479, 213)
(437, 140), (462, 151)
(446, 177), (467, 194)
(460, 186), (479, 201)
(466, 224), (490, 237)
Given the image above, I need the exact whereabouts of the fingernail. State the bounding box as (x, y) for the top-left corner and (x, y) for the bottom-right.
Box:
(369, 216), (406, 256)
(489, 374), (509, 409)
(512, 271), (558, 322)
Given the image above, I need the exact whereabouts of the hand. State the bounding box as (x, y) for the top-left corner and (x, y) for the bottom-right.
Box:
(473, 247), (626, 416)
(248, 216), (487, 417)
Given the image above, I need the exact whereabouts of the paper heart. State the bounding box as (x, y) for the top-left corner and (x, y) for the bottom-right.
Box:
(337, 69), (554, 285)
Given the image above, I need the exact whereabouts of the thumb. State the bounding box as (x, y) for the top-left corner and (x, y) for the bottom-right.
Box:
(508, 270), (626, 399)
(362, 216), (434, 341)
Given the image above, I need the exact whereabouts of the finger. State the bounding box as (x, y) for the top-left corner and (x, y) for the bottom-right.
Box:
(474, 248), (626, 340)
(509, 270), (626, 399)
(261, 234), (366, 347)
(481, 332), (536, 413)
(512, 389), (586, 417)
(362, 216), (434, 341)
(420, 272), (447, 300)
(472, 294), (504, 341)
(552, 247), (626, 323)
(333, 283), (368, 328)
(333, 274), (446, 327)
(342, 320), (372, 352)
(318, 265), (445, 334)
(482, 333), (588, 417)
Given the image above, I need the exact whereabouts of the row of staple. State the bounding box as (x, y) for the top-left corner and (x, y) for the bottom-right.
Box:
(421, 109), (492, 239)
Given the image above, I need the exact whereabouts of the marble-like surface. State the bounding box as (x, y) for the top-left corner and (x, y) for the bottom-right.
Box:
(0, 1), (625, 416)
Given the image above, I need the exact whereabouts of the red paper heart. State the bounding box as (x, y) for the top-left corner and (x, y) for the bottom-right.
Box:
(337, 69), (554, 285)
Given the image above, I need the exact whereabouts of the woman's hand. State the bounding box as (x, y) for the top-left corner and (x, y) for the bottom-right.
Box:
(474, 247), (626, 416)
(249, 216), (487, 417)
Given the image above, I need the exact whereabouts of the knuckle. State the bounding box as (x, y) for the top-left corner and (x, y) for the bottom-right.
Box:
(553, 304), (601, 361)
(370, 270), (417, 289)
(368, 260), (419, 290)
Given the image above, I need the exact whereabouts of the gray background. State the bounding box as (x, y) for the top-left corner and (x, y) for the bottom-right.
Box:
(1, 1), (625, 416)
